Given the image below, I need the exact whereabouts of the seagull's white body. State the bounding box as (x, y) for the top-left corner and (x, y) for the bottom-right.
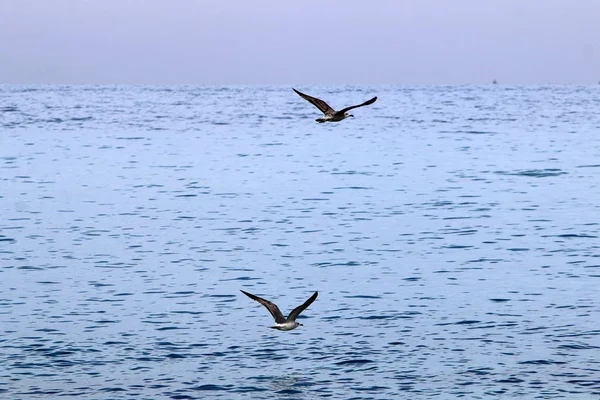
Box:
(293, 88), (377, 123)
(240, 290), (318, 331)
(272, 321), (302, 331)
(316, 114), (347, 123)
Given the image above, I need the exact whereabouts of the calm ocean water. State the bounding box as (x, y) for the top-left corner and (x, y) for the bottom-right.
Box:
(1, 85), (599, 399)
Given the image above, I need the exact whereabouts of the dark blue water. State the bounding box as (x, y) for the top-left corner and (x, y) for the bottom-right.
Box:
(1, 85), (599, 399)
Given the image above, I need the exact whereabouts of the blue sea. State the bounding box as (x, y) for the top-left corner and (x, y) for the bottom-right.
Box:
(1, 85), (599, 399)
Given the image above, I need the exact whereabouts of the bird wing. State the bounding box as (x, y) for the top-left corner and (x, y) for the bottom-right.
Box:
(287, 291), (318, 321)
(293, 88), (335, 115)
(338, 96), (378, 114)
(241, 290), (286, 323)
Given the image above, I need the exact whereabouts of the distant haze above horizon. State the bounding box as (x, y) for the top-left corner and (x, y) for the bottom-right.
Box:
(1, 0), (599, 85)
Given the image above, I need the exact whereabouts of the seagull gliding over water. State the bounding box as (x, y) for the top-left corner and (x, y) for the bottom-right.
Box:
(240, 290), (318, 331)
(293, 88), (377, 123)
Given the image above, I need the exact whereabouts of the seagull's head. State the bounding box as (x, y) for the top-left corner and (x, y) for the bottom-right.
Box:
(345, 113), (354, 118)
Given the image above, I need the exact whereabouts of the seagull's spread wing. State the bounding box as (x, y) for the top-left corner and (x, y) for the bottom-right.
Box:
(338, 96), (378, 114)
(287, 291), (318, 321)
(241, 290), (286, 323)
(293, 88), (335, 115)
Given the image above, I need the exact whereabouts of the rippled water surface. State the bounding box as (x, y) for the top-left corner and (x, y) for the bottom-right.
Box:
(1, 85), (600, 399)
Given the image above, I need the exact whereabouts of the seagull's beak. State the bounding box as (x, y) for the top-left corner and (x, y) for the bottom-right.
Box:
(349, 114), (354, 118)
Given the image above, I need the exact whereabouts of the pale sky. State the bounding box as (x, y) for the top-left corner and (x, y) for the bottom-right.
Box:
(1, 0), (599, 85)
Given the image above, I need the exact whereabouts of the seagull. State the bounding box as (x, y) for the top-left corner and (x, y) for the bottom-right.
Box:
(240, 290), (318, 331)
(293, 88), (377, 123)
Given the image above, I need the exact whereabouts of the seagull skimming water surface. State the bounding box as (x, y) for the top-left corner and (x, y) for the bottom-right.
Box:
(240, 290), (318, 331)
(293, 88), (377, 123)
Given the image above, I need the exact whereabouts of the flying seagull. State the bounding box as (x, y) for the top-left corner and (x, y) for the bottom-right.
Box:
(240, 290), (318, 331)
(293, 88), (377, 123)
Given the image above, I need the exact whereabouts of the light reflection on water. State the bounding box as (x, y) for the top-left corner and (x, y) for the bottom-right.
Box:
(1, 85), (599, 399)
